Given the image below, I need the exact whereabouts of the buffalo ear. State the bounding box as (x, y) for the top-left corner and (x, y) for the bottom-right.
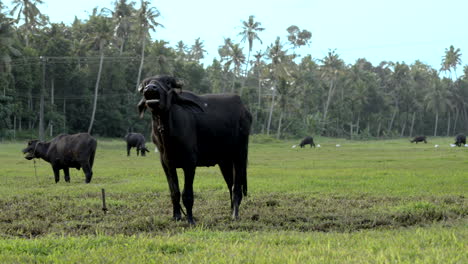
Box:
(167, 77), (184, 89)
(137, 98), (146, 118)
(174, 93), (205, 112)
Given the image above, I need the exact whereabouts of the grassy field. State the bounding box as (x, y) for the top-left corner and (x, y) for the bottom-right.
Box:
(0, 136), (466, 263)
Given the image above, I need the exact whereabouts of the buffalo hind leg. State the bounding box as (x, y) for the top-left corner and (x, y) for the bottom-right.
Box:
(64, 167), (70, 182)
(219, 162), (234, 210)
(127, 145), (131, 156)
(162, 163), (182, 221)
(232, 161), (246, 220)
(182, 166), (196, 225)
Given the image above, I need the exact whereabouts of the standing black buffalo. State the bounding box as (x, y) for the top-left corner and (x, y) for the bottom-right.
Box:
(137, 75), (252, 224)
(411, 136), (427, 144)
(454, 134), (466, 147)
(125, 132), (150, 156)
(299, 136), (315, 148)
(22, 133), (97, 183)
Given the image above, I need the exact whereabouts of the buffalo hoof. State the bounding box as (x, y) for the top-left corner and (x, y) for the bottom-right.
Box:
(187, 218), (196, 225)
(173, 215), (182, 221)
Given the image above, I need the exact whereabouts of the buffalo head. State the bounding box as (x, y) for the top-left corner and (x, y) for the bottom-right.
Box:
(137, 75), (202, 117)
(22, 140), (40, 160)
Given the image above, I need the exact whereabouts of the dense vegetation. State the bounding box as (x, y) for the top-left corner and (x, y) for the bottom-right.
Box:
(0, 138), (466, 262)
(0, 0), (467, 141)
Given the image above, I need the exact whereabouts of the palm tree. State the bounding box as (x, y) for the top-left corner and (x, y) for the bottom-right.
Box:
(9, 0), (47, 46)
(0, 14), (20, 96)
(101, 0), (135, 55)
(424, 72), (452, 136)
(175, 40), (188, 61)
(441, 45), (462, 79)
(135, 0), (163, 90)
(189, 37), (206, 62)
(238, 15), (264, 95)
(286, 25), (312, 49)
(87, 13), (113, 134)
(320, 50), (344, 129)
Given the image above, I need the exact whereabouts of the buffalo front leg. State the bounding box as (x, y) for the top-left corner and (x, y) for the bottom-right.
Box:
(162, 163), (182, 221)
(52, 166), (60, 183)
(82, 162), (93, 183)
(182, 166), (196, 225)
(63, 167), (70, 182)
(127, 145), (131, 156)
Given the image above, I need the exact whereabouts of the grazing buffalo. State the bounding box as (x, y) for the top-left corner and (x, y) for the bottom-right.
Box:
(22, 133), (97, 183)
(125, 132), (150, 156)
(454, 134), (466, 147)
(299, 136), (315, 148)
(137, 75), (252, 224)
(411, 136), (427, 144)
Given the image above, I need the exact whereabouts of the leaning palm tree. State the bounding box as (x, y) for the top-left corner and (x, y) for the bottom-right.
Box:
(135, 0), (163, 90)
(238, 15), (264, 95)
(87, 14), (113, 134)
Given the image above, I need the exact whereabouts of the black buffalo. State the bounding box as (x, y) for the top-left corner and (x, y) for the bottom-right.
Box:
(22, 133), (97, 183)
(411, 136), (427, 144)
(137, 75), (252, 224)
(125, 132), (150, 156)
(454, 134), (466, 147)
(299, 136), (315, 148)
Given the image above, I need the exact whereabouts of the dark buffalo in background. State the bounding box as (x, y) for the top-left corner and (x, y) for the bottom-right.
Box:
(454, 134), (466, 147)
(22, 133), (97, 183)
(125, 132), (150, 156)
(411, 136), (427, 144)
(299, 136), (315, 148)
(138, 75), (252, 224)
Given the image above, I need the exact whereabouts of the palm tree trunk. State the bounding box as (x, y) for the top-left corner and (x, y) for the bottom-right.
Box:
(266, 88), (276, 135)
(388, 107), (398, 132)
(88, 47), (105, 134)
(135, 33), (147, 90)
(63, 97), (66, 133)
(276, 110), (283, 139)
(254, 74), (261, 130)
(39, 57), (46, 141)
(446, 111), (451, 136)
(409, 112), (416, 137)
(376, 120), (381, 137)
(240, 50), (251, 96)
(453, 109), (459, 135)
(322, 77), (335, 124)
(433, 111), (439, 137)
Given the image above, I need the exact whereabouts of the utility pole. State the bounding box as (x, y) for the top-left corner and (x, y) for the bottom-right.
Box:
(39, 56), (46, 141)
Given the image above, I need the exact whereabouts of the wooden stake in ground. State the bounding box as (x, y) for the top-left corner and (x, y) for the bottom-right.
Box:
(101, 188), (108, 214)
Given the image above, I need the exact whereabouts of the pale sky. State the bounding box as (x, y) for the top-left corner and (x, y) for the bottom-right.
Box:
(7, 0), (468, 75)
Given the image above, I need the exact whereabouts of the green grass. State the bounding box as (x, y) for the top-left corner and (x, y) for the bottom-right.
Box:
(0, 137), (467, 263)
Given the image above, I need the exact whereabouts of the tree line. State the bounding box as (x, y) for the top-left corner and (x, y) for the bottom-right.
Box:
(1, 0), (467, 141)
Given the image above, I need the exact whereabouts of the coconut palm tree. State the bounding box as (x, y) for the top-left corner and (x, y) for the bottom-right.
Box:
(424, 72), (452, 136)
(320, 49), (344, 128)
(441, 45), (462, 79)
(175, 40), (188, 61)
(135, 0), (163, 90)
(9, 0), (47, 46)
(87, 13), (113, 134)
(238, 15), (264, 95)
(101, 0), (135, 55)
(189, 37), (206, 62)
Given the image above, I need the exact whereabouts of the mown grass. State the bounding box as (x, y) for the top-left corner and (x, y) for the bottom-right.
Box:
(0, 136), (467, 262)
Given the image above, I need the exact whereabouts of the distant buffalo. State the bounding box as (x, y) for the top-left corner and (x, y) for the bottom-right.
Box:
(454, 134), (466, 147)
(411, 136), (427, 144)
(125, 132), (150, 156)
(22, 133), (97, 183)
(299, 136), (315, 148)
